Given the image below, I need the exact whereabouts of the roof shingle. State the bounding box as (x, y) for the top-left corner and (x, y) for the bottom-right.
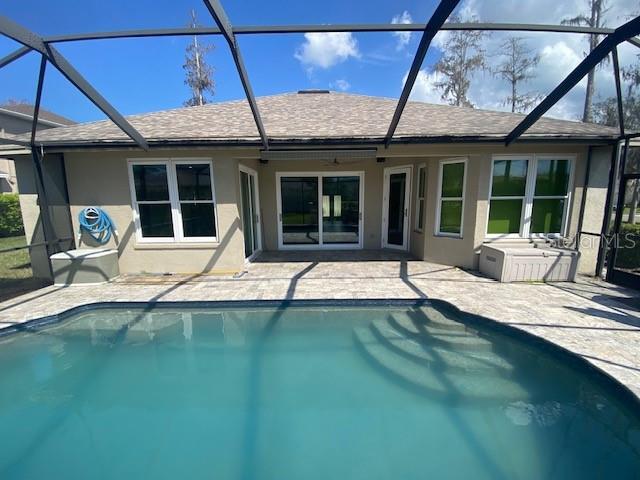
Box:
(0, 102), (76, 126)
(25, 92), (619, 146)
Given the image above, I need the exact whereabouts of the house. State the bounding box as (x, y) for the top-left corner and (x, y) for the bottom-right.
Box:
(8, 90), (619, 279)
(0, 103), (75, 193)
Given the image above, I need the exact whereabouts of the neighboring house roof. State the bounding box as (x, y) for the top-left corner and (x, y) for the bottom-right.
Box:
(17, 91), (620, 147)
(0, 103), (76, 127)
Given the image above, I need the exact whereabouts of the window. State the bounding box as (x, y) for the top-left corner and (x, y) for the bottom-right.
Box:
(129, 159), (217, 242)
(487, 155), (573, 237)
(436, 159), (466, 236)
(488, 158), (528, 235)
(415, 164), (426, 232)
(530, 158), (571, 234)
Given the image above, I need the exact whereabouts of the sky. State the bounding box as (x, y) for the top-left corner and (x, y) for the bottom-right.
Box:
(0, 0), (638, 124)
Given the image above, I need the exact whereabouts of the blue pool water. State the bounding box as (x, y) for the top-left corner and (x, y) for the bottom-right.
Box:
(0, 302), (639, 479)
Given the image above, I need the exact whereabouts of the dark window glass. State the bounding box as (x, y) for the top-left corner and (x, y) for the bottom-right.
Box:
(417, 199), (425, 230)
(531, 199), (565, 233)
(322, 176), (360, 244)
(488, 199), (523, 234)
(388, 173), (406, 245)
(534, 159), (569, 196)
(133, 164), (169, 201)
(181, 203), (216, 237)
(176, 164), (213, 201)
(418, 167), (426, 197)
(139, 204), (173, 237)
(281, 177), (319, 245)
(491, 159), (528, 197)
(440, 200), (462, 234)
(441, 162), (464, 198)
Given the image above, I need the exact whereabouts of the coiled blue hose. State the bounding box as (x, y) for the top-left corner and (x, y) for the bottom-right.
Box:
(78, 207), (116, 245)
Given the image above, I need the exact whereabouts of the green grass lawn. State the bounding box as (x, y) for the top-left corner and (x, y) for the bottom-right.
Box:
(0, 235), (49, 302)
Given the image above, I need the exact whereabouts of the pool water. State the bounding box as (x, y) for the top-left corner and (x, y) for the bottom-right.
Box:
(0, 303), (639, 479)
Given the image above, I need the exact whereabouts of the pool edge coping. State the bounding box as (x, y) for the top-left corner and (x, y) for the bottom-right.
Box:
(1, 297), (639, 411)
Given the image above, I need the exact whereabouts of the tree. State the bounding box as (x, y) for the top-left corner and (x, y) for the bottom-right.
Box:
(433, 15), (488, 108)
(562, 0), (609, 123)
(593, 52), (640, 224)
(183, 10), (215, 107)
(493, 37), (541, 113)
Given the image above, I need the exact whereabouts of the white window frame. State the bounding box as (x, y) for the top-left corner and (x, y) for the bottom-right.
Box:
(275, 171), (365, 250)
(435, 157), (467, 238)
(486, 154), (575, 239)
(414, 163), (426, 233)
(127, 158), (218, 244)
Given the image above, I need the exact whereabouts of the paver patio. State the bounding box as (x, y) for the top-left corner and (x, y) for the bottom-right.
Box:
(1, 252), (639, 399)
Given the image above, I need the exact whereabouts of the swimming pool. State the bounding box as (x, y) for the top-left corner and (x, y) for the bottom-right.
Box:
(0, 300), (638, 479)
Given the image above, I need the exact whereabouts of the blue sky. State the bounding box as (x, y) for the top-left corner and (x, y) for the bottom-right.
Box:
(1, 0), (637, 123)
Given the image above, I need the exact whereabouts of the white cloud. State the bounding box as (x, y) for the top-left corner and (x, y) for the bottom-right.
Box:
(391, 11), (413, 50)
(446, 0), (638, 120)
(331, 79), (351, 91)
(294, 32), (360, 70)
(405, 69), (445, 104)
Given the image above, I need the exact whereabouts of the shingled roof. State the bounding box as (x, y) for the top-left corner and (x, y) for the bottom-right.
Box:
(0, 102), (76, 127)
(24, 91), (619, 147)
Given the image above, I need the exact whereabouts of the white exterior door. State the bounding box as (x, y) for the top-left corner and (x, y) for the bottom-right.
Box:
(382, 166), (412, 250)
(239, 165), (262, 260)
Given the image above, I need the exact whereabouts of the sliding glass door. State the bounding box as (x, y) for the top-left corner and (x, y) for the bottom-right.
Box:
(280, 176), (319, 245)
(322, 176), (360, 244)
(278, 172), (363, 249)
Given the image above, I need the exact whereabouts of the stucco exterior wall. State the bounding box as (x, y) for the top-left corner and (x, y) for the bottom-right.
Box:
(256, 156), (432, 252)
(574, 146), (613, 275)
(399, 144), (591, 270)
(13, 153), (74, 279)
(64, 149), (247, 275)
(12, 142), (607, 277)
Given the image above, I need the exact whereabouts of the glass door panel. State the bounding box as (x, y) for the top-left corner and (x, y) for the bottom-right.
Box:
(240, 171), (254, 258)
(387, 173), (407, 246)
(280, 177), (319, 245)
(249, 174), (258, 252)
(322, 176), (360, 244)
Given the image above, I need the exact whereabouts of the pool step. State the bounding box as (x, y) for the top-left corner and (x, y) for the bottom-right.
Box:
(412, 306), (469, 333)
(385, 315), (494, 352)
(353, 327), (529, 402)
(369, 322), (514, 375)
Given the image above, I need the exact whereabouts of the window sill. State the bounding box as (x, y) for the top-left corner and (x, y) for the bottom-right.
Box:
(483, 236), (562, 242)
(434, 233), (463, 239)
(133, 241), (220, 250)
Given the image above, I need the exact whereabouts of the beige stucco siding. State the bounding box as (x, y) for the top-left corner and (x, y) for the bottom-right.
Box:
(257, 156), (432, 251)
(64, 149), (247, 274)
(11, 142), (608, 278)
(13, 153), (74, 279)
(573, 146), (612, 274)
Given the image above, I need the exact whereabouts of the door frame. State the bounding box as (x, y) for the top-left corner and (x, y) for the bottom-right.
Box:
(239, 164), (262, 261)
(381, 165), (413, 250)
(275, 171), (365, 250)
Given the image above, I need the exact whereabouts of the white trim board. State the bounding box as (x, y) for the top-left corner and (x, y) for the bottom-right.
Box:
(127, 157), (219, 244)
(275, 171), (365, 250)
(381, 164), (413, 251)
(435, 157), (467, 238)
(239, 164), (263, 261)
(485, 154), (576, 240)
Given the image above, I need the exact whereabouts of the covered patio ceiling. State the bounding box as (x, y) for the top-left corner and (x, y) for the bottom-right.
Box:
(0, 0), (639, 154)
